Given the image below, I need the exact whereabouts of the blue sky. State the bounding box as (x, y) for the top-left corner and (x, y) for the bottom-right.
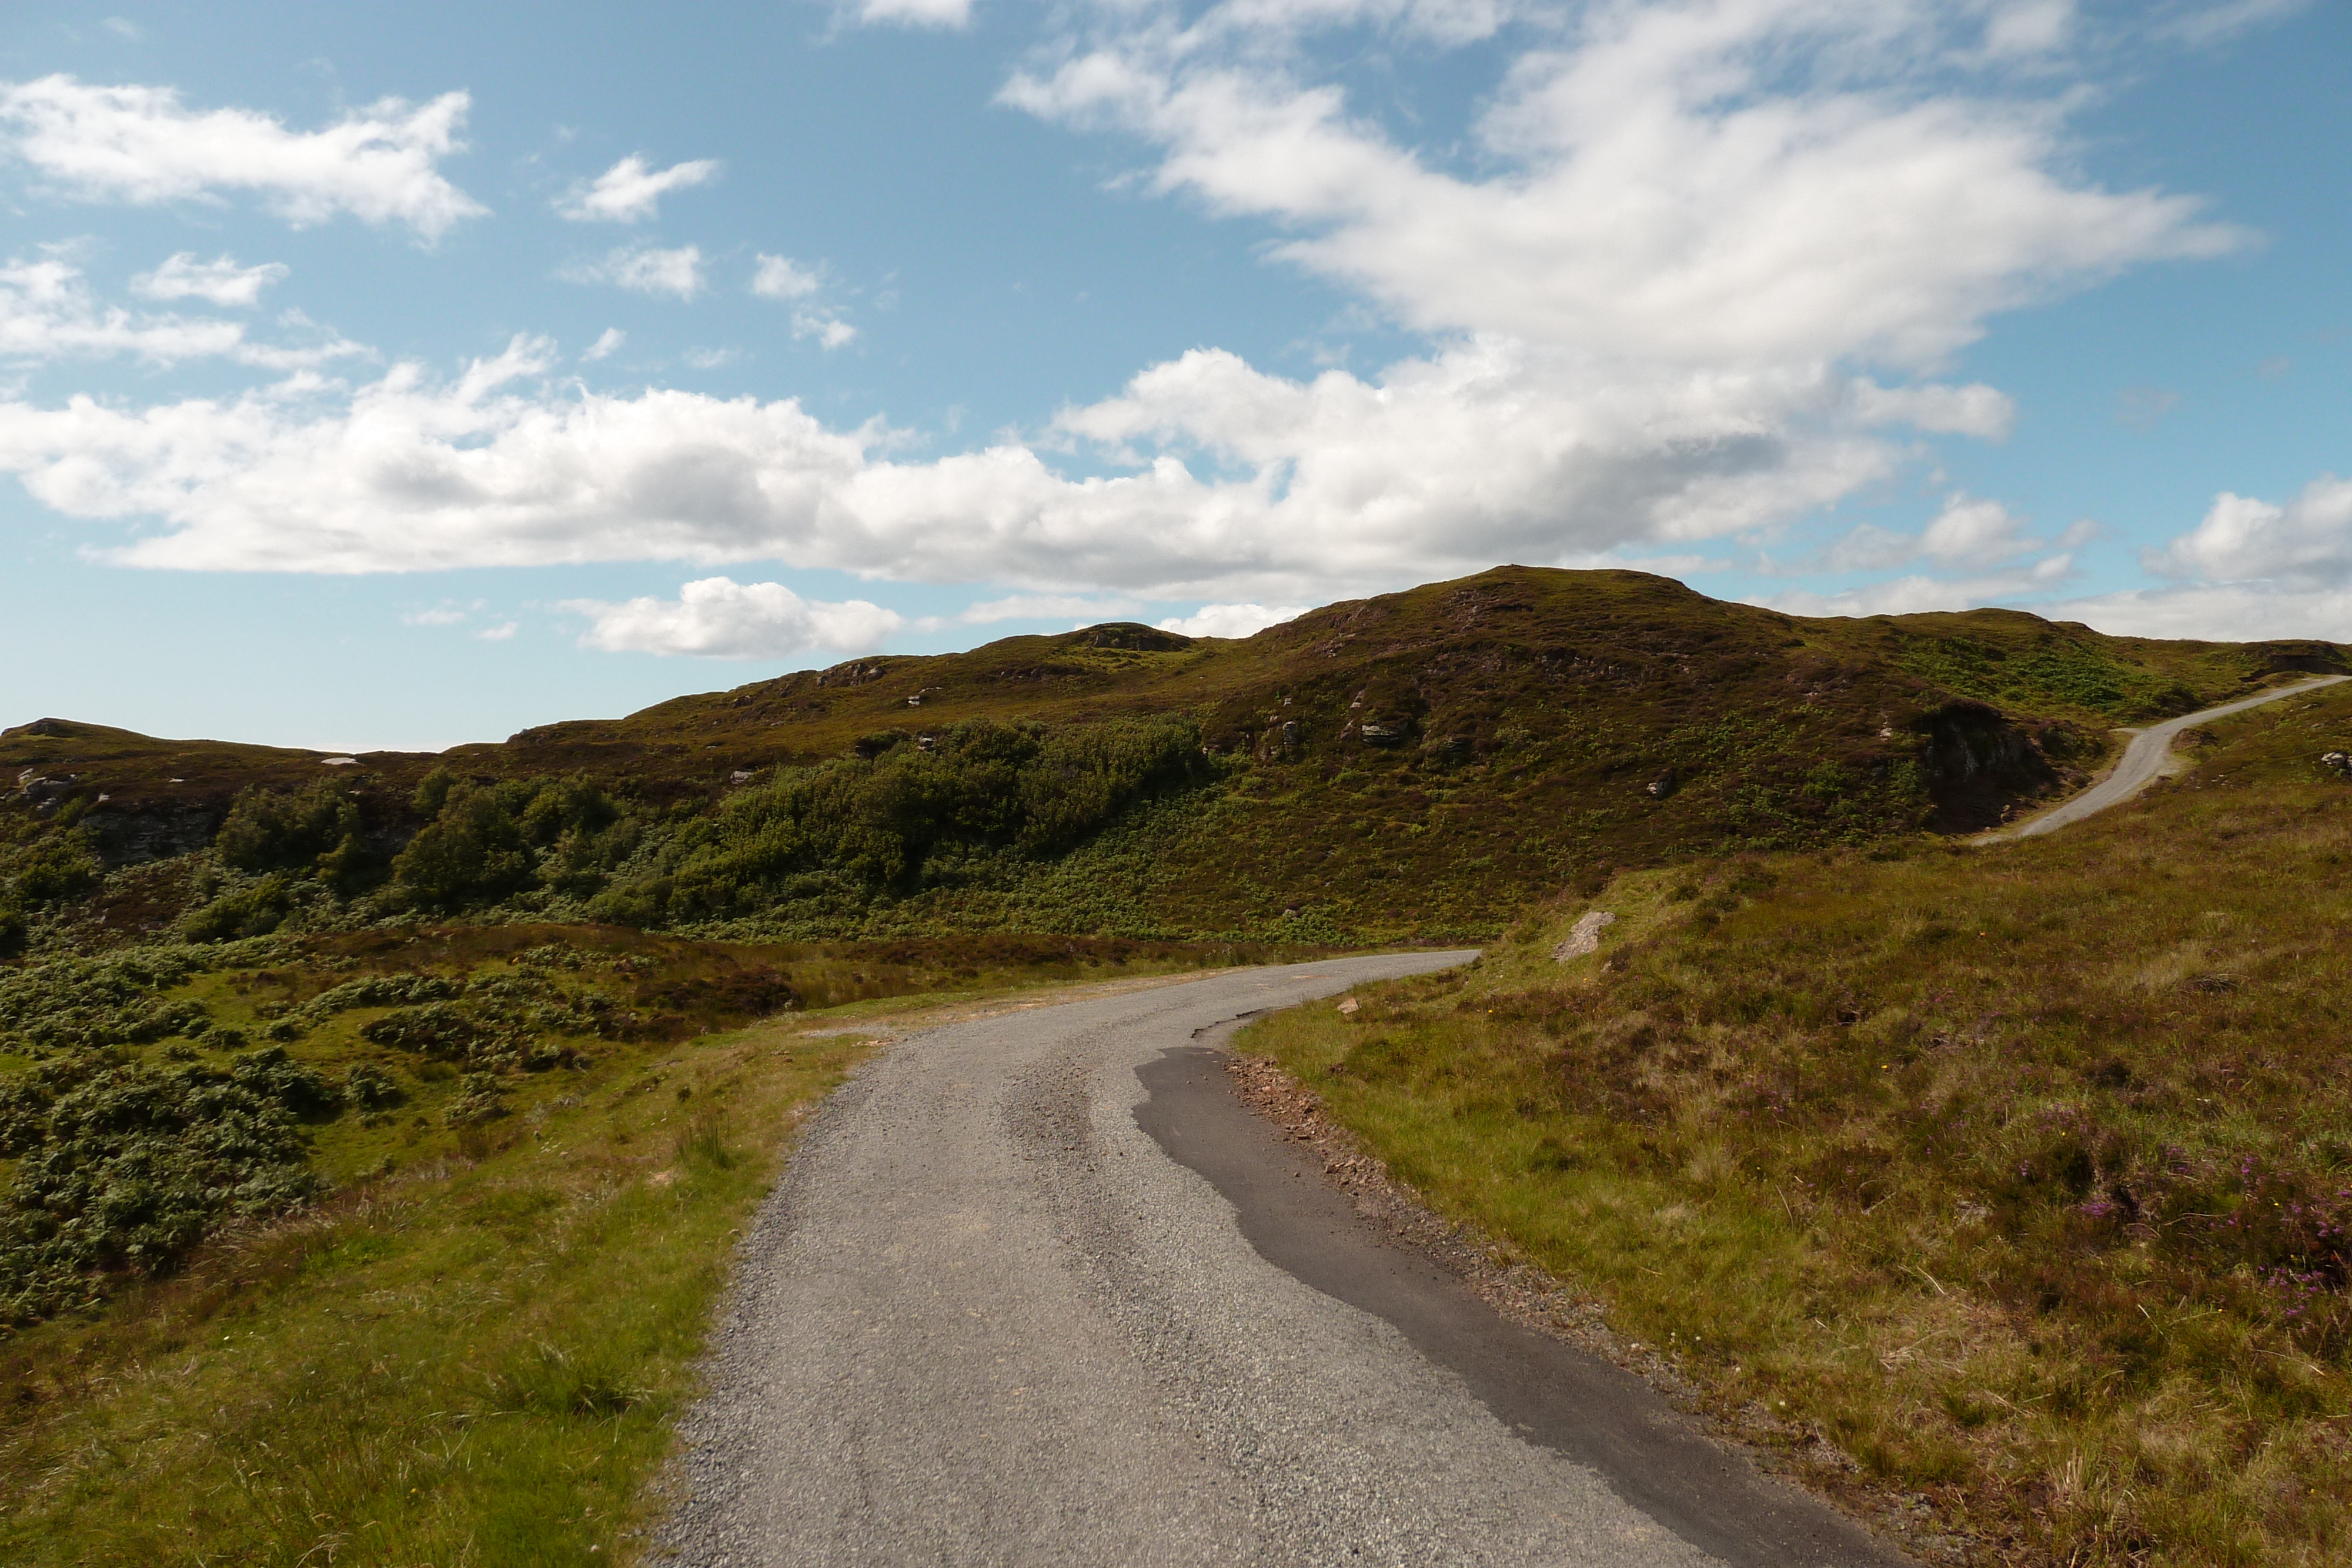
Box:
(1, 0), (2345, 750)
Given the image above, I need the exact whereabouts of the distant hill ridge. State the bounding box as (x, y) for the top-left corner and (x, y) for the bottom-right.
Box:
(5, 567), (2343, 943)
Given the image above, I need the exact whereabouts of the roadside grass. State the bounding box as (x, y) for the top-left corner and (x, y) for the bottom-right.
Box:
(0, 930), (1269, 1564)
(1240, 681), (2352, 1567)
(0, 1011), (858, 1566)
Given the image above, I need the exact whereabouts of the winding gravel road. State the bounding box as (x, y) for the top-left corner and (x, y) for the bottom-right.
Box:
(2008, 674), (2346, 838)
(660, 956), (1907, 1567)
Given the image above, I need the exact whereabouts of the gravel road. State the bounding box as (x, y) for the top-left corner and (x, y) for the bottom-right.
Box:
(659, 955), (1906, 1567)
(2009, 674), (2347, 838)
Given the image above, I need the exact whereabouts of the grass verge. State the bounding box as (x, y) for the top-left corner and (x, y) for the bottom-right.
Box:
(1238, 681), (2352, 1567)
(0, 950), (1252, 1565)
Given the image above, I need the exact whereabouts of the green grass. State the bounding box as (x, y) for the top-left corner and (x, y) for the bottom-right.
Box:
(1239, 680), (2352, 1567)
(0, 1010), (864, 1565)
(0, 928), (1289, 1564)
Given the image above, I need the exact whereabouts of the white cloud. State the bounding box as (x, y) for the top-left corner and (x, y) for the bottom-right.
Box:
(2159, 0), (2314, 46)
(0, 336), (1922, 594)
(1003, 1), (2246, 371)
(565, 576), (903, 658)
(0, 255), (362, 367)
(476, 620), (519, 641)
(2145, 477), (2352, 590)
(960, 593), (1144, 623)
(2043, 582), (2352, 643)
(102, 18), (144, 41)
(556, 154), (719, 223)
(1157, 602), (1308, 638)
(855, 0), (975, 29)
(0, 6), (2264, 625)
(683, 346), (741, 369)
(753, 257), (857, 347)
(567, 244), (704, 299)
(751, 255), (822, 299)
(1822, 491), (2054, 574)
(582, 327), (626, 362)
(131, 252), (288, 307)
(0, 75), (485, 239)
(793, 312), (857, 349)
(403, 606), (467, 626)
(1919, 493), (2036, 566)
(1762, 555), (2077, 618)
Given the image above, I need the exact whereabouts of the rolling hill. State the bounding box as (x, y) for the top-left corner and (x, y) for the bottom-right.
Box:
(5, 566), (2341, 948)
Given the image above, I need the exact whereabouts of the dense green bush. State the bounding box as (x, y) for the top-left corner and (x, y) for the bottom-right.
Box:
(216, 779), (367, 886)
(9, 833), (101, 906)
(610, 716), (1204, 923)
(0, 1047), (336, 1324)
(179, 873), (294, 942)
(392, 771), (637, 910)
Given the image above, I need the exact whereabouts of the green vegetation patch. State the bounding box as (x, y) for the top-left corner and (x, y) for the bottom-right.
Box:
(1240, 680), (2352, 1567)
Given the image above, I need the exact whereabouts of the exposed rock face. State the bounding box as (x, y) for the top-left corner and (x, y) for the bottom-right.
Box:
(1552, 910), (1616, 961)
(1915, 701), (2064, 833)
(83, 804), (222, 867)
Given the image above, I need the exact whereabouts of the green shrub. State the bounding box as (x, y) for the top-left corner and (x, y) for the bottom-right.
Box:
(392, 771), (637, 910)
(359, 1002), (479, 1059)
(179, 874), (293, 942)
(0, 1048), (334, 1324)
(626, 715), (1205, 921)
(442, 1072), (509, 1127)
(11, 834), (101, 906)
(216, 779), (366, 885)
(0, 948), (213, 1051)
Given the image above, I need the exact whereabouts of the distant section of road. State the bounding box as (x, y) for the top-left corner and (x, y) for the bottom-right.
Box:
(2005, 676), (2348, 840)
(659, 955), (1909, 1567)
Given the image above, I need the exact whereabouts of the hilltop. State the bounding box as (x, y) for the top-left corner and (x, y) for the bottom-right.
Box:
(5, 566), (2341, 948)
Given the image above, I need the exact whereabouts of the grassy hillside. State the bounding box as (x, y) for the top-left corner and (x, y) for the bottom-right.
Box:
(6, 568), (2337, 952)
(1239, 677), (2352, 1566)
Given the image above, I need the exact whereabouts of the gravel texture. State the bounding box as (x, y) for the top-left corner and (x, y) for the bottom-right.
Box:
(659, 954), (1747, 1567)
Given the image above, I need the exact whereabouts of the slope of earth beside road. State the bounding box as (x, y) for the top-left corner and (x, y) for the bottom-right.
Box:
(660, 953), (1913, 1567)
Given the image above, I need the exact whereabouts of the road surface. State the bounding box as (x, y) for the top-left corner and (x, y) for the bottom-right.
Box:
(660, 956), (1909, 1567)
(2007, 675), (2347, 838)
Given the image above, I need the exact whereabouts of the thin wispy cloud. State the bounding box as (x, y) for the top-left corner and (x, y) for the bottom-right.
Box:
(131, 252), (288, 307)
(556, 154), (719, 223)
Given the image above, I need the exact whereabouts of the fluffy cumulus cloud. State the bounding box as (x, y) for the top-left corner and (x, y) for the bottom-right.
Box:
(568, 243), (705, 299)
(0, 76), (485, 239)
(131, 252), (288, 307)
(1157, 602), (1308, 638)
(565, 576), (903, 657)
(1001, 0), (2240, 368)
(0, 5), (2275, 628)
(2144, 477), (2352, 590)
(0, 255), (362, 367)
(556, 154), (719, 222)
